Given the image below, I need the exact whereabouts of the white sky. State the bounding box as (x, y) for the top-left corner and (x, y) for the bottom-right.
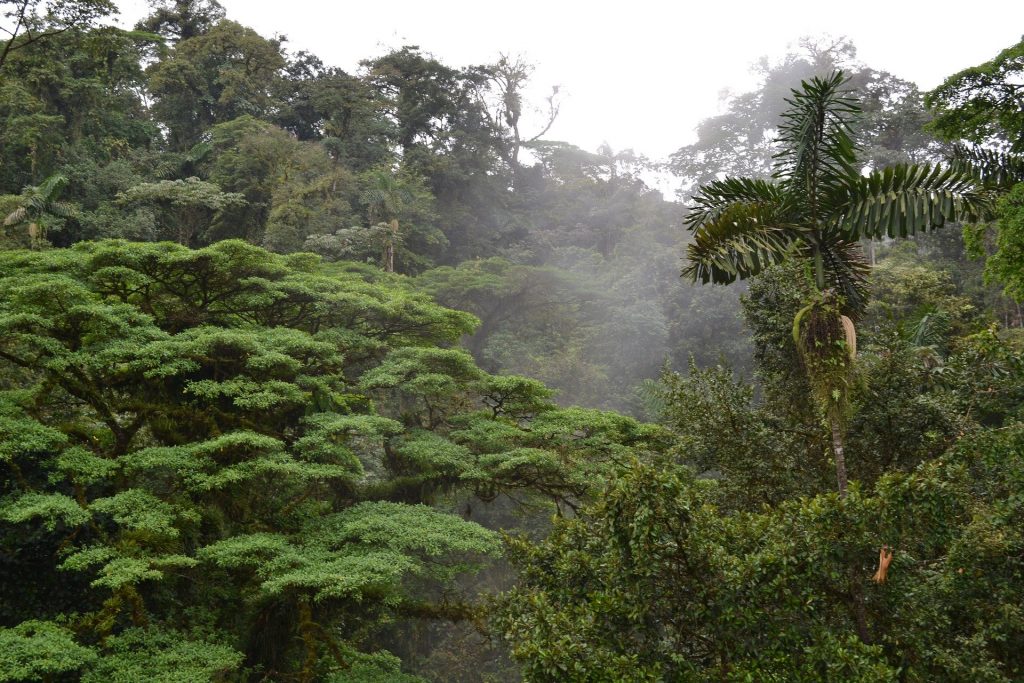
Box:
(115, 1), (1024, 163)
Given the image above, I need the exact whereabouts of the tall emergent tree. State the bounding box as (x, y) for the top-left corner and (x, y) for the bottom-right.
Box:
(681, 72), (991, 496)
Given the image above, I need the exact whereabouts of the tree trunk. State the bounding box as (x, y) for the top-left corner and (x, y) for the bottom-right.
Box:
(812, 246), (826, 289)
(384, 219), (398, 273)
(830, 409), (870, 642)
(850, 568), (871, 643)
(297, 597), (317, 683)
(830, 411), (848, 499)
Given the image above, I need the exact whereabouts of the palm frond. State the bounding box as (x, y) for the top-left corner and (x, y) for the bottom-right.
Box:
(836, 163), (994, 240)
(950, 144), (1024, 189)
(186, 141), (213, 165)
(683, 202), (794, 284)
(684, 177), (789, 230)
(909, 306), (951, 348)
(47, 201), (76, 218)
(3, 206), (27, 227)
(35, 174), (69, 202)
(802, 238), (870, 316)
(774, 71), (861, 192)
(360, 188), (390, 205)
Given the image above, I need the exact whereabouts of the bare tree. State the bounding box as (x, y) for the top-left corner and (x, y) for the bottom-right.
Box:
(477, 54), (561, 176)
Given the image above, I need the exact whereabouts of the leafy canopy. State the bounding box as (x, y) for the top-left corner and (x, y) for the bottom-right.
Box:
(0, 239), (665, 680)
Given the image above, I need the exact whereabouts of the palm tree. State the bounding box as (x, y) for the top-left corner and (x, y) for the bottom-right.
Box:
(3, 174), (75, 249)
(682, 72), (993, 497)
(360, 171), (413, 273)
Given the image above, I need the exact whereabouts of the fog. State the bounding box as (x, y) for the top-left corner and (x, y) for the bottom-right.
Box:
(112, 0), (1024, 161)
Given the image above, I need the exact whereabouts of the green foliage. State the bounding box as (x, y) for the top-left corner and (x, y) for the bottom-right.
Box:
(0, 620), (97, 682)
(116, 177), (246, 246)
(136, 0), (226, 43)
(792, 294), (855, 417)
(80, 628), (243, 683)
(740, 261), (817, 410)
(845, 340), (964, 482)
(937, 324), (1024, 426)
(925, 38), (1024, 311)
(866, 246), (977, 333)
(202, 115), (358, 251)
(0, 239), (664, 680)
(0, 399), (67, 463)
(0, 2), (697, 416)
(197, 503), (500, 603)
(0, 0), (116, 72)
(326, 646), (426, 683)
(146, 19), (286, 149)
(972, 182), (1024, 302)
(0, 493), (89, 530)
(0, 25), (155, 195)
(499, 424), (1024, 681)
(654, 362), (820, 509)
(926, 38), (1024, 153)
(950, 145), (1024, 190)
(2, 7), (1022, 680)
(663, 254), (1003, 502)
(671, 39), (944, 195)
(415, 257), (588, 373)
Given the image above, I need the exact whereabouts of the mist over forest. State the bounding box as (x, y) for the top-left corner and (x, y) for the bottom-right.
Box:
(1, 2), (1023, 681)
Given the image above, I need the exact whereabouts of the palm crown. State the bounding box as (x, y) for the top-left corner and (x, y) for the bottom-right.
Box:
(3, 174), (75, 247)
(683, 71), (993, 316)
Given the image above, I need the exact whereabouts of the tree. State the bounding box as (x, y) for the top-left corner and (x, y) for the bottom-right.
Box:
(201, 116), (356, 250)
(135, 0), (224, 43)
(2, 172), (73, 247)
(350, 169), (439, 273)
(0, 23), (156, 196)
(362, 170), (412, 273)
(684, 71), (990, 310)
(0, 239), (668, 680)
(926, 37), (1024, 156)
(791, 292), (857, 497)
(974, 185), (1024, 301)
(927, 37), (1024, 304)
(273, 53), (396, 168)
(0, 0), (114, 71)
(681, 71), (990, 497)
(116, 177), (245, 246)
(416, 257), (587, 365)
(145, 19), (286, 149)
(652, 361), (819, 509)
(361, 47), (514, 262)
(475, 54), (560, 179)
